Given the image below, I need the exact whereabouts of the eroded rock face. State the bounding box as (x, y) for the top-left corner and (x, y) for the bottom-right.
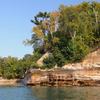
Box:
(24, 49), (100, 86)
(36, 52), (50, 67)
(82, 48), (100, 68)
(63, 48), (100, 69)
(24, 68), (100, 86)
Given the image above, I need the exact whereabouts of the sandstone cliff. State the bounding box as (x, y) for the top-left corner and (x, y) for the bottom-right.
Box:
(24, 48), (100, 86)
(63, 48), (100, 70)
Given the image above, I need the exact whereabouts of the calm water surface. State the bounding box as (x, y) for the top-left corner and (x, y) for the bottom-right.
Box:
(0, 86), (100, 100)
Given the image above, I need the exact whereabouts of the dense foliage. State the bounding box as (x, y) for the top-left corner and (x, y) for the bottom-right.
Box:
(0, 52), (41, 79)
(0, 2), (100, 79)
(27, 2), (100, 68)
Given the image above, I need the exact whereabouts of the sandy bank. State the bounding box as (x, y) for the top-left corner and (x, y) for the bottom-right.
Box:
(0, 79), (21, 86)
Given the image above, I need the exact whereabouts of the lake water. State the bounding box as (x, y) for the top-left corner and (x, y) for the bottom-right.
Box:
(0, 86), (100, 100)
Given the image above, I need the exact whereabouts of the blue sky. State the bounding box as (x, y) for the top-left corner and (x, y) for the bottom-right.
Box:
(0, 0), (100, 58)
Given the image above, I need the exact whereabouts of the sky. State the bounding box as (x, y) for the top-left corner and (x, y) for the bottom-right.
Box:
(0, 0), (100, 58)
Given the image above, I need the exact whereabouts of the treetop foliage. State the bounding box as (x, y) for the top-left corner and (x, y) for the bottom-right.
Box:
(0, 2), (100, 79)
(27, 1), (100, 68)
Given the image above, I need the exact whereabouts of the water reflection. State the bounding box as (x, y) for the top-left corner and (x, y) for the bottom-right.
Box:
(0, 86), (100, 100)
(0, 86), (35, 100)
(31, 86), (100, 100)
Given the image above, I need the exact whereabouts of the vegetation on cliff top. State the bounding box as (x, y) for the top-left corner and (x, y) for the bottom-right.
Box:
(27, 1), (100, 68)
(0, 1), (100, 79)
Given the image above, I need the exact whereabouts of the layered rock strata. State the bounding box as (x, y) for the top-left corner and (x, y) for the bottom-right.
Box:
(24, 68), (100, 86)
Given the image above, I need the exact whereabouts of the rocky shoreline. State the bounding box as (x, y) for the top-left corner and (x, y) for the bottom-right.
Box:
(0, 68), (100, 87)
(23, 67), (100, 87)
(0, 49), (99, 87)
(22, 48), (100, 87)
